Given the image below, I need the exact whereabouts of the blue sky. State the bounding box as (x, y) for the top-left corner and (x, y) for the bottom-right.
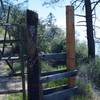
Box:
(28, 0), (100, 54)
(28, 0), (88, 42)
(28, 0), (100, 38)
(28, 0), (71, 29)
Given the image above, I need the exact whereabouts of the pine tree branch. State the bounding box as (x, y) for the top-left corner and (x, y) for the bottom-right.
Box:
(92, 0), (100, 11)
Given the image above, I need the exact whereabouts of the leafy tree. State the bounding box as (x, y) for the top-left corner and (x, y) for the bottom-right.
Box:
(75, 40), (88, 65)
(38, 13), (65, 53)
(51, 39), (66, 53)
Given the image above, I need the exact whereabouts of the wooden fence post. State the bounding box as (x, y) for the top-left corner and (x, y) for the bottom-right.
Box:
(66, 6), (76, 87)
(26, 10), (42, 100)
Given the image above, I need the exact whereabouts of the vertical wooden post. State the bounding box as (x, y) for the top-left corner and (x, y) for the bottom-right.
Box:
(26, 10), (42, 100)
(18, 26), (26, 100)
(66, 6), (75, 87)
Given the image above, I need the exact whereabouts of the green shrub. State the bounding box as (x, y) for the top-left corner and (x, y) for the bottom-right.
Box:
(1, 93), (23, 100)
(71, 81), (94, 100)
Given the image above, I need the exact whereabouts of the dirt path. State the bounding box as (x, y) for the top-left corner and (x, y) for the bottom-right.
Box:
(0, 62), (24, 99)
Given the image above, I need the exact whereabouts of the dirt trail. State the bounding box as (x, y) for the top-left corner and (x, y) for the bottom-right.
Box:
(0, 62), (24, 99)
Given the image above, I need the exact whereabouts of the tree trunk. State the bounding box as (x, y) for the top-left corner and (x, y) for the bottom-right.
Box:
(84, 0), (95, 60)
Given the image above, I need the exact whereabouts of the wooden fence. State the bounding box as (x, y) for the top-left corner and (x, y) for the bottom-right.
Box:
(26, 6), (78, 100)
(0, 5), (78, 100)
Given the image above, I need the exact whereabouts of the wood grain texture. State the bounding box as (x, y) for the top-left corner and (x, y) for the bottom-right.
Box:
(66, 6), (76, 87)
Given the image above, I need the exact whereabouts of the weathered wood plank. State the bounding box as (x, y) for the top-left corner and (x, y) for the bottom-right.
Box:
(1, 55), (27, 60)
(1, 52), (66, 61)
(41, 70), (78, 83)
(43, 87), (77, 100)
(40, 52), (66, 65)
(0, 90), (23, 94)
(26, 10), (42, 100)
(0, 40), (19, 44)
(43, 85), (69, 95)
(40, 52), (66, 61)
(66, 6), (76, 87)
(41, 69), (67, 76)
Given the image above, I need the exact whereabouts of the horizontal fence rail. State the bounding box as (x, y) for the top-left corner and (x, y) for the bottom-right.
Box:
(41, 70), (78, 83)
(43, 86), (77, 100)
(1, 53), (66, 61)
(41, 69), (67, 76)
(43, 85), (69, 95)
(0, 40), (20, 44)
(40, 52), (66, 61)
(0, 89), (23, 94)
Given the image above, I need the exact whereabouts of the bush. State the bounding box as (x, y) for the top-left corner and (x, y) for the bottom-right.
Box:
(71, 81), (94, 100)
